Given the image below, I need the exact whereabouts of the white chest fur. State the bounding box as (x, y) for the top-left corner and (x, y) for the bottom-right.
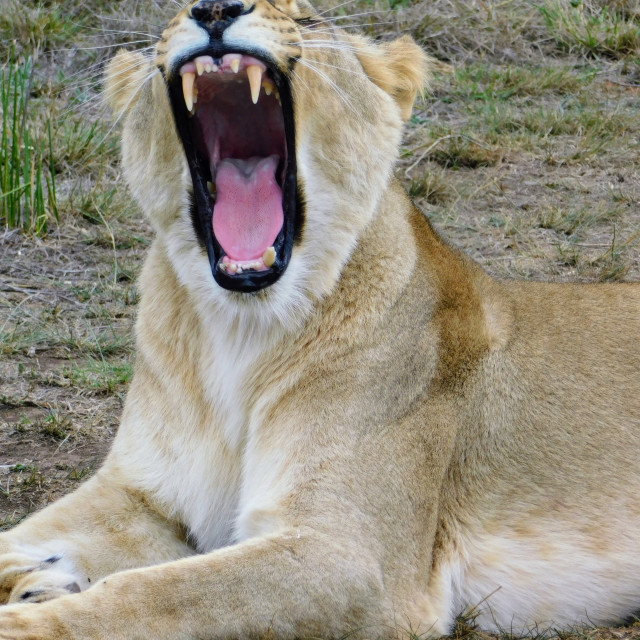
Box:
(111, 320), (278, 552)
(118, 233), (303, 552)
(163, 314), (288, 551)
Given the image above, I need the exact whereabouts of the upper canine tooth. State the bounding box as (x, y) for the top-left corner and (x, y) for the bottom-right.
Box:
(182, 72), (196, 112)
(230, 58), (240, 73)
(247, 65), (262, 104)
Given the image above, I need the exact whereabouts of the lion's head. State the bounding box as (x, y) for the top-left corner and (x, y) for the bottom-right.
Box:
(105, 0), (429, 327)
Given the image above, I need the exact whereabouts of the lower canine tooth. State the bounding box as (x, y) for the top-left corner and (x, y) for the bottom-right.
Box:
(182, 72), (196, 112)
(262, 247), (276, 268)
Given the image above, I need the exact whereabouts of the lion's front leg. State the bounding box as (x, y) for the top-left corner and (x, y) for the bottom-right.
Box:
(0, 529), (391, 640)
(0, 469), (193, 607)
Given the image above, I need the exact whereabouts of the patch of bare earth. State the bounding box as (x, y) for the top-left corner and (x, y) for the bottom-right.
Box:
(0, 218), (151, 527)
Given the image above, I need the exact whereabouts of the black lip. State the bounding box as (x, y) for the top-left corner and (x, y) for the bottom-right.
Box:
(166, 46), (300, 293)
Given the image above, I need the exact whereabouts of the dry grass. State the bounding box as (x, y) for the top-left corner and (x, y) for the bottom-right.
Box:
(1, 0), (640, 637)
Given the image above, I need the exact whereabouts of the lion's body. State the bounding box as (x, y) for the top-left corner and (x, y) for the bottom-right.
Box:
(0, 1), (639, 638)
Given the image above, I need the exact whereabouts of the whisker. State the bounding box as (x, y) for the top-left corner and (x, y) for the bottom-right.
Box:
(310, 10), (394, 23)
(29, 52), (154, 111)
(296, 59), (357, 114)
(85, 68), (161, 158)
(297, 58), (365, 78)
(63, 60), (153, 90)
(297, 36), (355, 43)
(295, 38), (358, 46)
(293, 42), (360, 53)
(49, 40), (156, 53)
(289, 67), (314, 99)
(55, 48), (155, 87)
(299, 19), (396, 35)
(314, 0), (365, 17)
(61, 55), (156, 115)
(63, 48), (155, 78)
(94, 16), (165, 30)
(99, 15), (163, 24)
(99, 66), (156, 97)
(329, 19), (396, 28)
(298, 27), (348, 36)
(83, 27), (161, 40)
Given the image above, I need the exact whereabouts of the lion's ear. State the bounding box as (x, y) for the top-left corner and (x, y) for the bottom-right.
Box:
(355, 35), (431, 121)
(104, 50), (152, 116)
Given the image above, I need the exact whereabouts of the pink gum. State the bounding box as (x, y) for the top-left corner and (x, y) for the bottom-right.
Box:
(180, 54), (266, 76)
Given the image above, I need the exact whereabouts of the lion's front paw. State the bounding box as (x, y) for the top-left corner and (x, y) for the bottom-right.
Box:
(0, 554), (82, 605)
(7, 571), (81, 605)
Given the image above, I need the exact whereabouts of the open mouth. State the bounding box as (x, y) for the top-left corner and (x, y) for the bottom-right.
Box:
(167, 50), (299, 293)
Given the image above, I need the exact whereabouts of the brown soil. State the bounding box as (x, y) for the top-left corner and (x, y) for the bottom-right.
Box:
(0, 219), (151, 526)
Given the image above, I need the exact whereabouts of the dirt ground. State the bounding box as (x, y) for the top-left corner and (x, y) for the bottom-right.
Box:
(0, 217), (149, 526)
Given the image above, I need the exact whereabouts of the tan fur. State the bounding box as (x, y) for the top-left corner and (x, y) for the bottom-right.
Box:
(103, 50), (150, 115)
(1, 1), (640, 639)
(353, 35), (431, 121)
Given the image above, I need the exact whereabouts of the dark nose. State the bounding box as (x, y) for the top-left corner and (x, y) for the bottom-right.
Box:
(191, 0), (245, 24)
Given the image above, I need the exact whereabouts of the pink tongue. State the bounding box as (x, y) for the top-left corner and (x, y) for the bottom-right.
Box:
(212, 155), (283, 260)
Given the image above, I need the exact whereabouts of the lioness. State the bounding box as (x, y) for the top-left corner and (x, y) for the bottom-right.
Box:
(1, 0), (639, 638)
